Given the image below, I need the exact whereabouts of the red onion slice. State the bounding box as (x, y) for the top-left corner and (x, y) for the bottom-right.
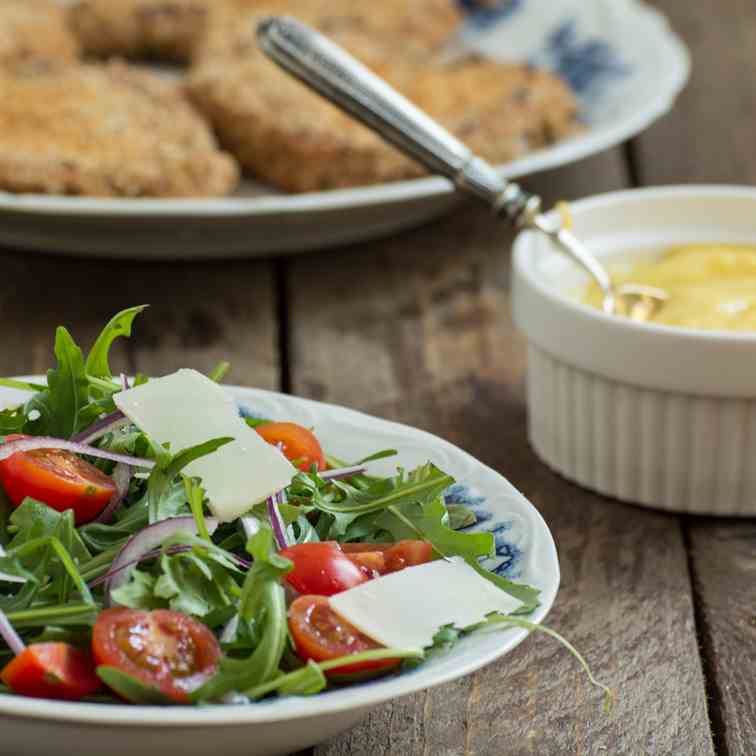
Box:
(106, 516), (218, 602)
(0, 436), (154, 469)
(320, 465), (366, 481)
(71, 410), (128, 445)
(92, 462), (133, 525)
(267, 492), (288, 551)
(0, 607), (25, 656)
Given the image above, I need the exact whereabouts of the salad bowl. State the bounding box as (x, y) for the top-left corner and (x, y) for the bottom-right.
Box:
(0, 380), (559, 756)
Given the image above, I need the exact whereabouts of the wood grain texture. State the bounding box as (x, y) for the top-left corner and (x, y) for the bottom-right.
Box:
(123, 260), (279, 389)
(638, 0), (756, 185)
(285, 154), (714, 755)
(0, 253), (132, 377)
(639, 3), (756, 754)
(687, 522), (756, 755)
(0, 253), (279, 390)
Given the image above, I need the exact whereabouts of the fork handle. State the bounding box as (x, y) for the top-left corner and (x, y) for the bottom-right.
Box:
(256, 16), (540, 223)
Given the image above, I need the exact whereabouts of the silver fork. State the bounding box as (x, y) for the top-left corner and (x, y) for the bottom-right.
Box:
(256, 16), (668, 321)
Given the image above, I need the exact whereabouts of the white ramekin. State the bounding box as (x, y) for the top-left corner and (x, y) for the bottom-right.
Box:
(512, 186), (756, 516)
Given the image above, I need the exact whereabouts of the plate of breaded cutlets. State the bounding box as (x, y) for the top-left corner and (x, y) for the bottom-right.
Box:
(0, 0), (689, 258)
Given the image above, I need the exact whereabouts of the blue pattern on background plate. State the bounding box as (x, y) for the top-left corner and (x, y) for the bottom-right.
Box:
(458, 0), (523, 29)
(458, 0), (632, 105)
(538, 19), (630, 96)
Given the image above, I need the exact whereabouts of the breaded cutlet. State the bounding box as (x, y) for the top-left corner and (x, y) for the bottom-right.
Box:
(0, 0), (80, 67)
(193, 0), (462, 64)
(0, 61), (238, 197)
(188, 55), (581, 193)
(67, 0), (462, 64)
(68, 0), (211, 62)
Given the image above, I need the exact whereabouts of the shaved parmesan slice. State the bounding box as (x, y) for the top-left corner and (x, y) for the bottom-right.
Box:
(114, 369), (295, 522)
(330, 556), (524, 652)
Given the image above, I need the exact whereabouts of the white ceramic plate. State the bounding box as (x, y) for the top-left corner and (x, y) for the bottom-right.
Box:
(0, 381), (559, 756)
(2, 0), (688, 259)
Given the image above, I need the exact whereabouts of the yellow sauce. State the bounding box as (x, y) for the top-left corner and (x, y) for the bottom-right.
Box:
(582, 244), (756, 331)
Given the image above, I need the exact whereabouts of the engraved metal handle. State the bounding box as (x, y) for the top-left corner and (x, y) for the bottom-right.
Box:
(256, 15), (540, 224)
(257, 16), (626, 314)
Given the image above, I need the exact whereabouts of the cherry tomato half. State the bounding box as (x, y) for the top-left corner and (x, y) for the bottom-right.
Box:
(341, 541), (434, 575)
(345, 550), (386, 579)
(92, 609), (221, 704)
(1, 642), (101, 701)
(383, 540), (434, 572)
(279, 542), (367, 596)
(0, 435), (116, 524)
(255, 422), (326, 472)
(288, 595), (399, 677)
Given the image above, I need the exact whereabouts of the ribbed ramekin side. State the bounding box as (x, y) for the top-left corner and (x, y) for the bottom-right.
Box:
(526, 345), (756, 515)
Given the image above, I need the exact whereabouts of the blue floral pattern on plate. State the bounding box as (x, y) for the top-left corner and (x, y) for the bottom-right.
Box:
(458, 0), (524, 29)
(537, 19), (630, 97)
(444, 483), (523, 579)
(458, 0), (634, 107)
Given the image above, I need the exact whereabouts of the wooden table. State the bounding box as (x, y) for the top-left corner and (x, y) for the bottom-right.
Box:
(1, 2), (754, 753)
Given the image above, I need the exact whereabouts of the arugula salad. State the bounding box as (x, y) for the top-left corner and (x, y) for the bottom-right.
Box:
(0, 307), (609, 707)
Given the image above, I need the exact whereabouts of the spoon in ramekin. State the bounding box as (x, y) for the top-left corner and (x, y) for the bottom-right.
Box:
(257, 17), (669, 322)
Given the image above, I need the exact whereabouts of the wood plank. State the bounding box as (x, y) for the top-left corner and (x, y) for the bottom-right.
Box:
(284, 152), (714, 754)
(638, 3), (756, 753)
(123, 259), (280, 390)
(637, 0), (756, 185)
(687, 523), (756, 754)
(0, 253), (132, 378)
(0, 253), (279, 391)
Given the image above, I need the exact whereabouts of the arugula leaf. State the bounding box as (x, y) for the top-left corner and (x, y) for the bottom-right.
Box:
(376, 496), (494, 559)
(85, 305), (147, 381)
(208, 361), (230, 383)
(45, 327), (89, 439)
(0, 406), (27, 435)
(303, 462), (455, 518)
(7, 535), (94, 606)
(185, 477), (210, 541)
(326, 449), (398, 468)
(0, 490), (13, 548)
(243, 417), (271, 429)
(0, 379), (46, 392)
(146, 437), (233, 523)
(79, 519), (144, 553)
(152, 551), (238, 618)
(7, 603), (97, 628)
(113, 533), (241, 619)
(80, 478), (184, 554)
(329, 463), (454, 515)
(244, 660), (327, 700)
(110, 570), (164, 611)
(97, 667), (173, 705)
(446, 503), (477, 530)
(402, 626), (460, 672)
(191, 526), (291, 702)
(0, 552), (36, 584)
(8, 499), (91, 565)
